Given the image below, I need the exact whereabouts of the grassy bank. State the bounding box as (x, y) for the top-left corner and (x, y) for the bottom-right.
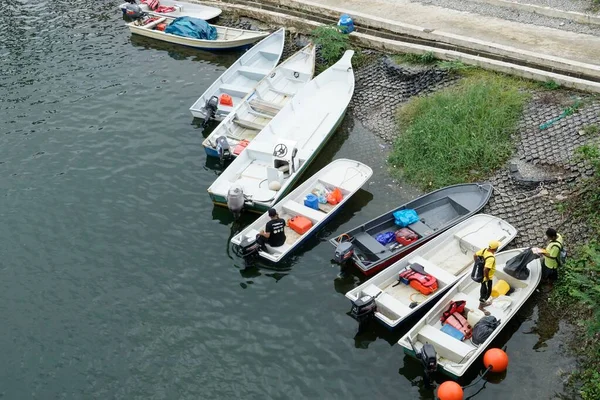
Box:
(389, 71), (530, 189)
(554, 144), (600, 399)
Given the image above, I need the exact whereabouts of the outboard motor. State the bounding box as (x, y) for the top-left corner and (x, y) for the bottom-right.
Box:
(227, 184), (245, 218)
(238, 236), (261, 258)
(407, 337), (438, 386)
(334, 241), (354, 264)
(215, 136), (231, 164)
(202, 96), (219, 128)
(349, 294), (377, 324)
(123, 3), (144, 19)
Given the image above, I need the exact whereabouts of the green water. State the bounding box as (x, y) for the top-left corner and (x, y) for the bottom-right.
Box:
(0, 1), (575, 398)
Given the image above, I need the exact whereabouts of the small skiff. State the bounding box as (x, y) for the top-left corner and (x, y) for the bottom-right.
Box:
(202, 44), (317, 160)
(127, 16), (270, 51)
(120, 0), (222, 21)
(230, 159), (373, 262)
(344, 214), (517, 330)
(330, 183), (493, 277)
(207, 50), (356, 215)
(189, 28), (285, 122)
(398, 248), (541, 379)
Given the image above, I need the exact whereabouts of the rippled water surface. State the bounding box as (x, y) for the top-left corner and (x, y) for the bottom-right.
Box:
(0, 1), (576, 399)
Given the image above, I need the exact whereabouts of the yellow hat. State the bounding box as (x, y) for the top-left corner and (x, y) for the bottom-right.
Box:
(489, 240), (501, 250)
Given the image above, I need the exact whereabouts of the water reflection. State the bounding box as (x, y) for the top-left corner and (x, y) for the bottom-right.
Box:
(128, 34), (243, 65)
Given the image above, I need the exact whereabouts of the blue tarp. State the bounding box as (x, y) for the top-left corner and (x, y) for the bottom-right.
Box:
(393, 209), (419, 227)
(164, 17), (217, 40)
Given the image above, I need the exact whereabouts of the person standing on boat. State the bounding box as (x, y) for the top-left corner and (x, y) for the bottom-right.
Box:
(475, 240), (500, 315)
(256, 208), (286, 252)
(540, 228), (564, 283)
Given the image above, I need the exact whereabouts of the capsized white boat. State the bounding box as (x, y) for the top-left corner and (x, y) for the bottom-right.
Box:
(127, 15), (270, 51)
(207, 50), (356, 215)
(230, 159), (372, 262)
(120, 0), (222, 21)
(189, 28), (285, 122)
(202, 44), (317, 159)
(345, 214), (517, 329)
(398, 248), (541, 378)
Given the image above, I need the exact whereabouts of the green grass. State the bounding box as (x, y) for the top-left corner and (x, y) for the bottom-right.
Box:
(552, 143), (600, 399)
(582, 124), (599, 136)
(540, 79), (561, 90)
(311, 25), (350, 69)
(389, 73), (529, 189)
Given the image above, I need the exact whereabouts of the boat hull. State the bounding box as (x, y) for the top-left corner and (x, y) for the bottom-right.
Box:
(128, 26), (268, 51)
(330, 183), (493, 276)
(120, 0), (222, 21)
(208, 109), (348, 213)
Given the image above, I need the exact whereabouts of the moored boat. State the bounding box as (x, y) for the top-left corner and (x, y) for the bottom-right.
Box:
(203, 44), (316, 160)
(344, 214), (517, 330)
(120, 0), (222, 21)
(330, 183), (493, 276)
(398, 247), (541, 379)
(127, 15), (270, 51)
(230, 159), (372, 262)
(189, 28), (285, 123)
(207, 50), (356, 215)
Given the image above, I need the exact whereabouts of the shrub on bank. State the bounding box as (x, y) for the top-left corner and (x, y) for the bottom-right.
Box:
(389, 73), (529, 189)
(554, 144), (600, 400)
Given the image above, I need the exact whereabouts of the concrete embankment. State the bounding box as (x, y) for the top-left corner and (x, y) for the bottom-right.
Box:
(200, 0), (600, 93)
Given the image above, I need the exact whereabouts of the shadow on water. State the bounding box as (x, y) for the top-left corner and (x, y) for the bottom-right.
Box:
(128, 34), (243, 65)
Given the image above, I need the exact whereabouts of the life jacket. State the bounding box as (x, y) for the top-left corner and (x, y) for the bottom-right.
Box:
(155, 5), (176, 13)
(142, 0), (160, 10)
(443, 312), (472, 340)
(399, 268), (438, 295)
(440, 300), (467, 323)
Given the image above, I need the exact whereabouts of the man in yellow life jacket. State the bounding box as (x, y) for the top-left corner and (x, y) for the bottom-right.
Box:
(541, 228), (564, 283)
(475, 240), (500, 315)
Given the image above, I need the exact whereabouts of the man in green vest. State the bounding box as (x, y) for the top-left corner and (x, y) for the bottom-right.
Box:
(541, 228), (564, 283)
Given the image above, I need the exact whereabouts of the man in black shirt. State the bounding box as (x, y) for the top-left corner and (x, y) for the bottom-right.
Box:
(256, 208), (286, 252)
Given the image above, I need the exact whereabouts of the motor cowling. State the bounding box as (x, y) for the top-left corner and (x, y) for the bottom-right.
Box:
(419, 343), (438, 374)
(123, 3), (144, 18)
(350, 295), (377, 323)
(334, 241), (354, 264)
(238, 236), (260, 258)
(202, 96), (219, 127)
(227, 184), (245, 217)
(216, 136), (231, 163)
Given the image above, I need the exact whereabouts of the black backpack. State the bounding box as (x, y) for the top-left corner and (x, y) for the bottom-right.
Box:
(471, 254), (492, 283)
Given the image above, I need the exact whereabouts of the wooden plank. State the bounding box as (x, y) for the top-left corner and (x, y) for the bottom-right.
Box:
(233, 117), (266, 131)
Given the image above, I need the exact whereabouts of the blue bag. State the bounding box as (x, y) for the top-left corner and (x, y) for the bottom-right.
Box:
(393, 209), (419, 227)
(376, 232), (396, 245)
(164, 17), (217, 40)
(441, 323), (465, 341)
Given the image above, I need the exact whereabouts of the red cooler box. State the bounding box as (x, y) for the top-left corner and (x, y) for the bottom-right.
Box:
(395, 227), (419, 246)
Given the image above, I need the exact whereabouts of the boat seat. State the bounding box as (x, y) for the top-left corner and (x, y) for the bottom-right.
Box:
(376, 293), (411, 320)
(361, 284), (382, 298)
(353, 232), (387, 258)
(408, 256), (457, 286)
(282, 200), (325, 224)
(259, 50), (280, 61)
(238, 66), (271, 80)
(264, 243), (292, 255)
(220, 84), (252, 98)
(268, 86), (295, 96)
(408, 220), (435, 238)
(233, 117), (266, 131)
(249, 98), (281, 116)
(418, 325), (474, 363)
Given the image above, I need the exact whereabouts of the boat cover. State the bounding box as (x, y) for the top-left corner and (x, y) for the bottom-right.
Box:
(164, 17), (217, 40)
(505, 247), (536, 280)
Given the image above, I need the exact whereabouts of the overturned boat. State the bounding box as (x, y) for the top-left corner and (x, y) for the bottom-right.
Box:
(330, 183), (493, 276)
(230, 159), (372, 262)
(189, 28), (285, 123)
(344, 214), (517, 330)
(398, 247), (541, 379)
(207, 50), (356, 215)
(203, 44), (316, 161)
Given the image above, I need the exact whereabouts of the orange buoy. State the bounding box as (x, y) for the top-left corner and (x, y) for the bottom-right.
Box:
(483, 348), (509, 372)
(219, 93), (233, 107)
(437, 381), (463, 400)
